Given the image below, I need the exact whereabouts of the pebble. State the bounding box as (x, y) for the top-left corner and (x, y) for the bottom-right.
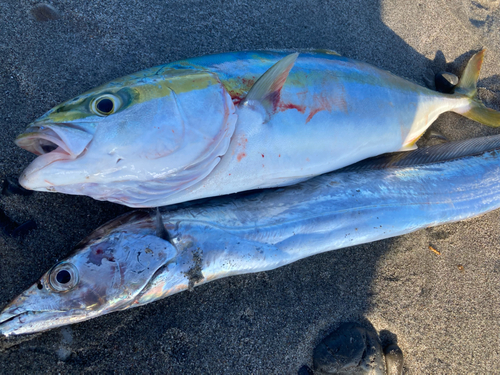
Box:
(2, 176), (32, 196)
(30, 4), (61, 22)
(0, 209), (17, 236)
(435, 72), (459, 94)
(313, 322), (385, 374)
(11, 220), (37, 237)
(297, 364), (314, 375)
(384, 344), (404, 375)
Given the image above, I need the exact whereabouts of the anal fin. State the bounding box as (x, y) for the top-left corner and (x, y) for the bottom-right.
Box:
(398, 144), (418, 152)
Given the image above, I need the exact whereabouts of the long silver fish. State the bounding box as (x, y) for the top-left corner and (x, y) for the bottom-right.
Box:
(2, 134), (500, 336)
(15, 49), (500, 207)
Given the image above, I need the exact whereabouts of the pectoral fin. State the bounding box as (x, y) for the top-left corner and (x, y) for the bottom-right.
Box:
(240, 53), (298, 116)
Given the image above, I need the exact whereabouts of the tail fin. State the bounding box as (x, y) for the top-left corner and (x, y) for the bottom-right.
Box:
(453, 49), (500, 127)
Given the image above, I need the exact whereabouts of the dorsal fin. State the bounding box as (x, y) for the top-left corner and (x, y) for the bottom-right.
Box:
(240, 53), (298, 116)
(155, 208), (173, 244)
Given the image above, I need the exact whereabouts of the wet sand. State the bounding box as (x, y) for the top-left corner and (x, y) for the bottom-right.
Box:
(1, 1), (500, 373)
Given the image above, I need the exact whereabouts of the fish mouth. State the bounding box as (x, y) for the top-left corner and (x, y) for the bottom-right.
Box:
(0, 309), (46, 337)
(15, 122), (94, 158)
(0, 307), (85, 337)
(15, 121), (95, 189)
(0, 309), (34, 337)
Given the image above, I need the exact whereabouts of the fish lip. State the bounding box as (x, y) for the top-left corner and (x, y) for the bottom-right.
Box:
(15, 121), (91, 156)
(17, 149), (75, 191)
(0, 308), (73, 337)
(16, 120), (96, 189)
(0, 310), (34, 337)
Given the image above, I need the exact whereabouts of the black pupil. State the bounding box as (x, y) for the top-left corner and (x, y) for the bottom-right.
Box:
(97, 98), (114, 114)
(56, 269), (71, 284)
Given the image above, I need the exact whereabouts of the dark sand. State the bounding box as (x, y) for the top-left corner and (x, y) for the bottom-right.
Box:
(1, 1), (500, 373)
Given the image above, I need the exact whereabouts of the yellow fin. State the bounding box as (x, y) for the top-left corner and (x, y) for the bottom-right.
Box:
(241, 52), (298, 116)
(398, 144), (418, 152)
(453, 49), (500, 128)
(455, 49), (485, 98)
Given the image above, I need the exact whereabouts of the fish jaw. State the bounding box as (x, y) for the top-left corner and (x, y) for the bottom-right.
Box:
(0, 305), (91, 337)
(0, 273), (93, 337)
(15, 120), (97, 156)
(15, 116), (101, 192)
(0, 213), (177, 336)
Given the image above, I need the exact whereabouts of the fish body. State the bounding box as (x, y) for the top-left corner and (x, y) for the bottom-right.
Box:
(3, 134), (500, 335)
(15, 49), (498, 207)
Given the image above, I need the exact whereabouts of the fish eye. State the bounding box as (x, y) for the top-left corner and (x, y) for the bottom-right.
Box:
(91, 94), (122, 116)
(49, 262), (79, 292)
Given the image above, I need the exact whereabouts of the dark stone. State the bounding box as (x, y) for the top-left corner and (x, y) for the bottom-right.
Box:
(421, 129), (449, 147)
(298, 364), (314, 375)
(363, 329), (385, 374)
(30, 4), (61, 22)
(435, 72), (459, 94)
(0, 209), (17, 236)
(2, 177), (32, 196)
(11, 220), (37, 237)
(384, 344), (404, 375)
(313, 322), (385, 374)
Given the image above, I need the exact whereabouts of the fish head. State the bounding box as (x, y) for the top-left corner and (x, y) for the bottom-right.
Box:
(16, 67), (236, 207)
(0, 211), (177, 336)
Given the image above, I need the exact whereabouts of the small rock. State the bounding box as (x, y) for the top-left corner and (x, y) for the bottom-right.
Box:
(0, 209), (17, 236)
(30, 3), (61, 22)
(421, 129), (449, 147)
(11, 220), (37, 237)
(2, 176), (32, 196)
(313, 322), (385, 374)
(298, 364), (314, 375)
(56, 346), (72, 361)
(384, 344), (404, 375)
(435, 72), (459, 94)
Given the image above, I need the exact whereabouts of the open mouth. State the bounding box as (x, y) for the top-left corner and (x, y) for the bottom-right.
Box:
(15, 122), (94, 158)
(15, 122), (95, 187)
(16, 128), (69, 156)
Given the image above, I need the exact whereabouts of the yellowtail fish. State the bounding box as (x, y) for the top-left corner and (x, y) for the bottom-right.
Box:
(15, 49), (500, 207)
(3, 133), (500, 335)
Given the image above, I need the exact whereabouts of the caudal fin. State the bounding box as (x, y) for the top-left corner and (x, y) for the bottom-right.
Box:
(453, 49), (500, 127)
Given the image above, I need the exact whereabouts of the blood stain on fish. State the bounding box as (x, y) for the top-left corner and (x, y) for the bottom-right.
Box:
(279, 102), (306, 114)
(235, 135), (248, 161)
(88, 245), (115, 266)
(306, 87), (347, 123)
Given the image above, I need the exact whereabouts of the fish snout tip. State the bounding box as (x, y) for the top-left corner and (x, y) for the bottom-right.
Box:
(17, 170), (56, 193)
(0, 306), (25, 337)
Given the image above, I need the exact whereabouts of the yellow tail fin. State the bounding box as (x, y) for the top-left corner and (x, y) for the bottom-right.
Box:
(453, 49), (500, 127)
